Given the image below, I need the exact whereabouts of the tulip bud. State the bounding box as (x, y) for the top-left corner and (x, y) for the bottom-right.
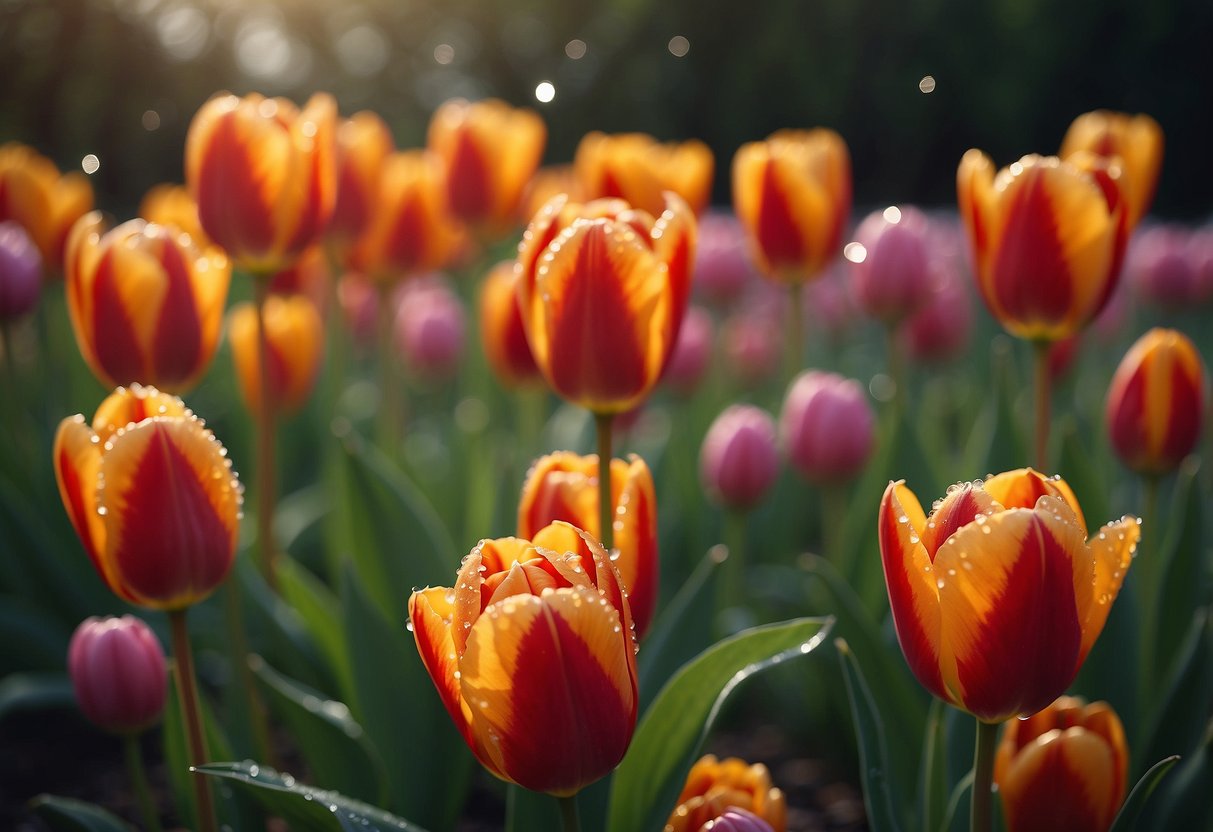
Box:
(848, 206), (932, 324)
(575, 131), (714, 216)
(395, 277), (465, 380)
(479, 261), (540, 388)
(1105, 328), (1205, 475)
(228, 294), (324, 418)
(68, 615), (167, 734)
(139, 183), (209, 249)
(329, 111), (395, 255)
(780, 371), (875, 483)
(700, 405), (779, 510)
(699, 810), (776, 832)
(897, 276), (973, 363)
(666, 754), (787, 832)
(0, 142), (94, 269)
(1128, 226), (1200, 309)
(0, 220), (42, 321)
(1060, 110), (1163, 230)
(663, 306), (714, 396)
(693, 213), (756, 307)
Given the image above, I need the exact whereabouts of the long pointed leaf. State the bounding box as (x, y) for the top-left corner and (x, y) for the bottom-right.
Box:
(836, 638), (903, 832)
(30, 795), (133, 832)
(1108, 754), (1181, 832)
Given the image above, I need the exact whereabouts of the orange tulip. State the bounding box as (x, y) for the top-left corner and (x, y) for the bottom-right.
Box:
(428, 98), (546, 235)
(731, 129), (851, 284)
(227, 294), (324, 418)
(0, 142), (94, 269)
(518, 452), (658, 637)
(878, 468), (1138, 723)
(1106, 328), (1205, 475)
(185, 92), (336, 276)
(1061, 110), (1163, 230)
(520, 164), (587, 225)
(665, 755), (787, 832)
(575, 131), (714, 217)
(64, 211), (230, 392)
(479, 260), (541, 388)
(957, 151), (1129, 342)
(53, 384), (242, 609)
(348, 150), (463, 281)
(516, 192), (696, 414)
(328, 111), (395, 255)
(409, 522), (638, 796)
(139, 184), (210, 249)
(994, 696), (1128, 832)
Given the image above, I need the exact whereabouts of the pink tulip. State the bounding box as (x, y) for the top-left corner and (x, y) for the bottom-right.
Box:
(68, 616), (167, 735)
(0, 220), (41, 321)
(395, 277), (465, 379)
(780, 370), (875, 482)
(849, 206), (932, 324)
(700, 404), (780, 510)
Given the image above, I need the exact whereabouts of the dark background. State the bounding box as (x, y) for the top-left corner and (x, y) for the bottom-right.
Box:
(3, 0), (1210, 219)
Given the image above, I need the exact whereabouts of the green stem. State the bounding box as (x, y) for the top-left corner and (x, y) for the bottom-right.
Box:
(1032, 341), (1051, 471)
(557, 794), (581, 832)
(886, 325), (905, 415)
(595, 414), (615, 552)
(518, 387), (546, 461)
(253, 275), (279, 588)
(823, 484), (846, 571)
(222, 582), (275, 767)
(1139, 474), (1161, 683)
(970, 719), (1000, 832)
(785, 282), (805, 387)
(376, 283), (401, 453)
(168, 610), (218, 832)
(719, 509), (748, 615)
(123, 734), (162, 832)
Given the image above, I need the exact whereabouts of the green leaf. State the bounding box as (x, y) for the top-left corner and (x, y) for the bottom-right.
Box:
(1151, 722), (1212, 830)
(835, 638), (903, 832)
(0, 672), (74, 722)
(1057, 418), (1109, 535)
(1108, 754), (1181, 832)
(962, 337), (1026, 477)
(237, 557), (328, 693)
(505, 785), (560, 832)
(607, 616), (834, 832)
(251, 657), (387, 805)
(1154, 459), (1204, 680)
(30, 795), (133, 831)
(277, 556), (354, 701)
(939, 771), (973, 832)
(196, 762), (429, 832)
(920, 699), (948, 832)
(1143, 609), (1212, 766)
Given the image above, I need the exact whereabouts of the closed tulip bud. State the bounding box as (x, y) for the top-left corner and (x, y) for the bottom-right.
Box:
(53, 385), (243, 609)
(185, 92), (336, 276)
(1128, 226), (1200, 309)
(518, 453), (658, 637)
(0, 221), (42, 321)
(1061, 111), (1163, 230)
(849, 206), (932, 324)
(958, 151), (1128, 341)
(666, 755), (787, 832)
(228, 294), (324, 418)
(732, 129), (852, 284)
(697, 810), (776, 832)
(395, 278), (465, 380)
(68, 615), (167, 734)
(897, 277), (973, 363)
(479, 261), (540, 388)
(139, 183), (210, 249)
(428, 98), (546, 236)
(1106, 328), (1205, 475)
(409, 522), (638, 795)
(329, 111), (394, 254)
(64, 211), (231, 393)
(693, 213), (757, 308)
(575, 131), (714, 217)
(995, 696), (1128, 832)
(519, 165), (586, 228)
(516, 193), (696, 414)
(663, 306), (714, 396)
(700, 405), (779, 510)
(879, 469), (1139, 722)
(723, 309), (781, 386)
(0, 142), (94, 269)
(780, 371), (874, 483)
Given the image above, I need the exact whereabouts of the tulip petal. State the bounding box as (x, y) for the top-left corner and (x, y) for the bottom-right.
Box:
(92, 385), (188, 444)
(920, 482), (1000, 559)
(1079, 516), (1138, 664)
(53, 417), (115, 595)
(1000, 728), (1118, 832)
(409, 586), (475, 749)
(459, 587), (636, 795)
(984, 469), (1086, 537)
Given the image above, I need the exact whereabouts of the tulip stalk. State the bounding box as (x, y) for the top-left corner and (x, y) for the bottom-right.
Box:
(970, 719), (999, 832)
(1032, 341), (1052, 470)
(595, 414), (615, 552)
(376, 283), (402, 453)
(557, 795), (581, 832)
(168, 610), (218, 832)
(123, 734), (163, 832)
(253, 274), (279, 586)
(719, 509), (748, 619)
(785, 283), (805, 385)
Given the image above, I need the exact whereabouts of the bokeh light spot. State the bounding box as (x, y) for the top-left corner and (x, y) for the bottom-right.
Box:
(668, 35), (690, 57)
(434, 43), (455, 65)
(843, 241), (867, 263)
(919, 75), (936, 93)
(81, 155), (100, 175)
(535, 81), (555, 103)
(141, 110), (161, 131)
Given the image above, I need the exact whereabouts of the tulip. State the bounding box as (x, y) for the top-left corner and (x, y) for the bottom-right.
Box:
(518, 452), (658, 638)
(268, 243), (332, 317)
(1105, 328), (1205, 476)
(879, 468), (1139, 723)
(409, 522), (638, 796)
(395, 277), (465, 380)
(780, 371), (874, 483)
(139, 183), (210, 249)
(519, 164), (586, 227)
(328, 111), (395, 256)
(697, 810), (775, 832)
(666, 755), (787, 832)
(700, 405), (780, 511)
(1061, 110), (1163, 230)
(0, 221), (42, 322)
(185, 92), (336, 276)
(428, 98), (546, 235)
(68, 615), (167, 734)
(228, 294), (324, 418)
(64, 212), (231, 392)
(479, 260), (541, 388)
(663, 306), (714, 396)
(1127, 226), (1202, 309)
(575, 131), (714, 216)
(848, 206), (933, 324)
(897, 276), (973, 364)
(0, 142), (93, 269)
(693, 213), (757, 308)
(53, 384), (242, 610)
(731, 129), (851, 284)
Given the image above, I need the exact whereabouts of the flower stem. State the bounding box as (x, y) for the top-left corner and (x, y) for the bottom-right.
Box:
(1032, 341), (1051, 471)
(785, 282), (805, 386)
(253, 274), (279, 588)
(222, 582), (275, 767)
(886, 325), (905, 415)
(595, 414), (615, 552)
(1139, 474), (1162, 683)
(123, 734), (162, 832)
(719, 509), (748, 616)
(376, 282), (401, 453)
(970, 719), (1000, 832)
(168, 609), (218, 832)
(557, 794), (581, 832)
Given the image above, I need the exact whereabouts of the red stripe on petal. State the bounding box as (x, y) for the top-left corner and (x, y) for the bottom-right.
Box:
(1161, 358), (1202, 465)
(91, 247), (145, 387)
(755, 160), (805, 270)
(447, 128), (493, 222)
(151, 239), (203, 388)
(990, 171), (1073, 328)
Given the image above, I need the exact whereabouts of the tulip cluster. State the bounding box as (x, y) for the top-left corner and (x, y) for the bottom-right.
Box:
(0, 141), (93, 269)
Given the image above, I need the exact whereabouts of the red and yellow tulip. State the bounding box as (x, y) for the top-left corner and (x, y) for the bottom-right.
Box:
(994, 696), (1128, 832)
(1061, 110), (1163, 230)
(479, 260), (541, 388)
(518, 452), (658, 637)
(409, 522), (638, 796)
(227, 294), (324, 419)
(0, 142), (94, 269)
(666, 755), (787, 832)
(516, 193), (696, 414)
(878, 469), (1138, 723)
(575, 131), (713, 217)
(53, 385), (242, 610)
(328, 111), (395, 256)
(428, 98), (546, 236)
(957, 151), (1128, 341)
(731, 129), (851, 284)
(64, 212), (230, 392)
(185, 92), (336, 276)
(1105, 328), (1205, 475)
(520, 164), (587, 225)
(139, 184), (210, 250)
